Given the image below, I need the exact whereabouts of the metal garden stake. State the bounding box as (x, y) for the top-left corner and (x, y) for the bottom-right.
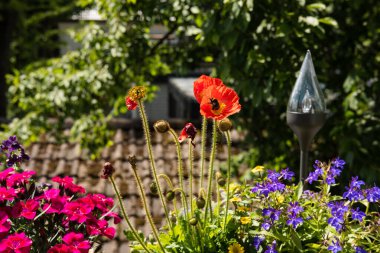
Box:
(287, 50), (327, 181)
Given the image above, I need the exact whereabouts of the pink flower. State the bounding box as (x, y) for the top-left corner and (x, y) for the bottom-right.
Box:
(62, 232), (91, 253)
(47, 244), (74, 253)
(42, 195), (68, 214)
(178, 123), (197, 146)
(0, 211), (10, 239)
(0, 232), (32, 253)
(85, 218), (116, 239)
(89, 194), (113, 212)
(63, 202), (92, 223)
(0, 187), (16, 202)
(52, 176), (85, 194)
(6, 171), (35, 188)
(20, 199), (39, 220)
(0, 168), (14, 182)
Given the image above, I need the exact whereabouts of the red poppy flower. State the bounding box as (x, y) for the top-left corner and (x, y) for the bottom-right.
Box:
(178, 123), (197, 146)
(199, 85), (241, 120)
(193, 75), (225, 103)
(125, 97), (138, 110)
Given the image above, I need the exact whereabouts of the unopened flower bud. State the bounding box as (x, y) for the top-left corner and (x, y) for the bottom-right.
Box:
(218, 118), (232, 132)
(149, 182), (158, 195)
(127, 155), (137, 169)
(217, 177), (226, 187)
(189, 217), (198, 226)
(154, 120), (170, 133)
(196, 196), (206, 209)
(166, 190), (175, 201)
(101, 162), (115, 179)
(170, 214), (177, 223)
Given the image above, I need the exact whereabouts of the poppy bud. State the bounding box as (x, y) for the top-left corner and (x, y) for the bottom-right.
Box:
(149, 182), (158, 195)
(170, 215), (177, 223)
(127, 155), (137, 168)
(196, 196), (206, 209)
(100, 162), (115, 179)
(218, 118), (232, 132)
(217, 177), (226, 187)
(189, 217), (198, 226)
(178, 123), (197, 146)
(154, 120), (170, 133)
(166, 190), (175, 201)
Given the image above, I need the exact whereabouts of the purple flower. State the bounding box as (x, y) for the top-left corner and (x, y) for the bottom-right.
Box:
(328, 240), (342, 253)
(287, 202), (303, 215)
(253, 236), (264, 250)
(355, 246), (367, 253)
(280, 168), (294, 181)
(343, 177), (365, 201)
(365, 186), (380, 202)
(286, 214), (303, 228)
(264, 241), (277, 253)
(305, 162), (323, 184)
(262, 208), (281, 221)
(327, 201), (348, 232)
(251, 179), (285, 197)
(0, 136), (29, 166)
(262, 220), (271, 230)
(351, 207), (366, 222)
(332, 157), (345, 168)
(267, 170), (281, 181)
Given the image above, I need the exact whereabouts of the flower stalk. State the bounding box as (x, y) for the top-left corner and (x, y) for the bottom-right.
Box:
(199, 116), (207, 189)
(204, 119), (218, 223)
(168, 128), (188, 218)
(137, 100), (172, 230)
(223, 130), (232, 230)
(188, 138), (194, 215)
(109, 176), (152, 253)
(128, 155), (166, 252)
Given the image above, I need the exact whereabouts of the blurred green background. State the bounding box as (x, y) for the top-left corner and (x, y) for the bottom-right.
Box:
(0, 0), (379, 185)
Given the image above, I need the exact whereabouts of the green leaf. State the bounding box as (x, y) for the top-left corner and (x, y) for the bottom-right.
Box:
(319, 17), (338, 28)
(307, 3), (326, 11)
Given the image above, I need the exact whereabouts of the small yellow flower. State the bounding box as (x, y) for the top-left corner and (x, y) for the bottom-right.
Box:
(228, 242), (245, 253)
(276, 194), (285, 204)
(251, 165), (265, 174)
(237, 206), (250, 212)
(229, 183), (240, 194)
(240, 217), (251, 225)
(128, 86), (146, 101)
(230, 196), (242, 203)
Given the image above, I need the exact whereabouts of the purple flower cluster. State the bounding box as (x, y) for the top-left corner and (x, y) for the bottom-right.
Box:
(328, 239), (342, 253)
(343, 177), (365, 201)
(252, 169), (293, 197)
(261, 208), (281, 230)
(355, 246), (367, 253)
(286, 202), (303, 228)
(351, 207), (366, 222)
(306, 158), (345, 185)
(264, 240), (277, 253)
(0, 136), (29, 167)
(253, 236), (264, 250)
(365, 186), (380, 202)
(327, 201), (348, 232)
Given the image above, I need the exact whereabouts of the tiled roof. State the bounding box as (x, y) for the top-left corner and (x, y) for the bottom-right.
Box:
(24, 119), (245, 252)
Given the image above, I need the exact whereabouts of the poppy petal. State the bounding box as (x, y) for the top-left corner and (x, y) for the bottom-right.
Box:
(193, 75), (225, 103)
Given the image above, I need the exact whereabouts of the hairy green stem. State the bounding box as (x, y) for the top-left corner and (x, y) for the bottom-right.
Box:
(158, 173), (178, 214)
(223, 130), (231, 230)
(168, 128), (188, 218)
(137, 100), (172, 230)
(188, 138), (194, 216)
(131, 167), (166, 252)
(204, 120), (217, 223)
(200, 116), (207, 189)
(109, 177), (152, 253)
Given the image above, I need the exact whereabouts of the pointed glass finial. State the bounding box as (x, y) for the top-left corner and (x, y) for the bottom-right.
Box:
(287, 50), (326, 114)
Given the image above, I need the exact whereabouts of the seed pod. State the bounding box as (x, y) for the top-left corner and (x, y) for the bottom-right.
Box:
(217, 177), (226, 187)
(218, 118), (232, 132)
(154, 120), (170, 133)
(189, 217), (198, 226)
(196, 196), (206, 209)
(149, 182), (158, 195)
(166, 190), (175, 201)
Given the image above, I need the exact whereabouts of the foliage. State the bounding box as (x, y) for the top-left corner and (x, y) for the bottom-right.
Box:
(0, 136), (119, 252)
(3, 0), (380, 183)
